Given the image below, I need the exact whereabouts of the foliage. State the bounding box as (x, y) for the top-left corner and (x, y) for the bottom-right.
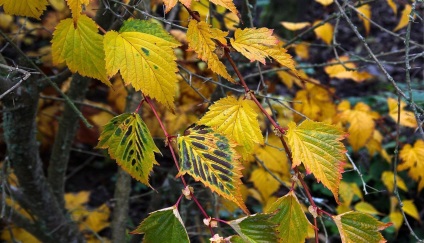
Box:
(0, 0), (423, 242)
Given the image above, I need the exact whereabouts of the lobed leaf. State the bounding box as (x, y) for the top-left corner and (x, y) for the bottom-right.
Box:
(131, 206), (189, 243)
(0, 0), (48, 19)
(104, 19), (180, 111)
(228, 213), (278, 243)
(265, 190), (314, 243)
(97, 113), (160, 187)
(177, 125), (248, 214)
(186, 19), (234, 82)
(51, 16), (109, 85)
(333, 211), (392, 243)
(285, 120), (347, 203)
(198, 96), (264, 159)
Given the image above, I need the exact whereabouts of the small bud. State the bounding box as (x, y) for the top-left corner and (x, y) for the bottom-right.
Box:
(210, 219), (218, 228)
(203, 217), (212, 226)
(182, 186), (194, 200)
(273, 127), (282, 137)
(209, 234), (225, 243)
(308, 205), (318, 218)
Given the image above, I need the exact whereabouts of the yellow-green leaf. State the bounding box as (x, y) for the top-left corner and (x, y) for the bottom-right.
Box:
(131, 206), (189, 243)
(265, 190), (314, 243)
(104, 20), (180, 111)
(198, 96), (263, 159)
(52, 16), (109, 85)
(230, 28), (296, 72)
(0, 0), (48, 19)
(97, 113), (160, 187)
(286, 120), (347, 203)
(177, 125), (248, 214)
(66, 0), (90, 21)
(398, 140), (424, 192)
(333, 211), (392, 243)
(229, 213), (278, 243)
(186, 19), (234, 82)
(339, 181), (363, 206)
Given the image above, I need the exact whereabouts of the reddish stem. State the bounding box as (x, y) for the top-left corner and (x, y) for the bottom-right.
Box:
(143, 96), (213, 235)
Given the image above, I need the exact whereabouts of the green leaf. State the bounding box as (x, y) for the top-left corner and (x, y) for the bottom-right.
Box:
(97, 113), (160, 187)
(285, 120), (347, 203)
(333, 211), (392, 243)
(265, 190), (314, 243)
(131, 206), (189, 243)
(229, 213), (279, 243)
(177, 125), (248, 214)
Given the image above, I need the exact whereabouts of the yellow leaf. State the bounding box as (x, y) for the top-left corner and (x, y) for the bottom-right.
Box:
(65, 191), (90, 210)
(0, 0), (48, 19)
(339, 181), (363, 206)
(402, 200), (420, 222)
(381, 171), (408, 193)
(1, 227), (41, 243)
(293, 83), (336, 122)
(199, 96), (263, 159)
(162, 0), (178, 13)
(325, 56), (373, 82)
(386, 0), (397, 15)
(387, 97), (417, 128)
(394, 4), (413, 32)
(103, 20), (180, 111)
(366, 130), (392, 163)
(389, 211), (403, 231)
(313, 20), (333, 45)
(209, 0), (238, 15)
(224, 12), (239, 31)
(0, 13), (13, 30)
(254, 135), (290, 177)
(186, 19), (234, 82)
(277, 70), (308, 89)
(230, 27), (297, 73)
(178, 0), (222, 28)
(398, 140), (424, 192)
(280, 21), (311, 31)
(52, 16), (109, 85)
(354, 201), (383, 215)
(49, 0), (67, 11)
(294, 42), (310, 60)
(315, 0), (333, 6)
(250, 167), (281, 201)
(286, 120), (347, 203)
(66, 0), (90, 21)
(336, 204), (351, 214)
(81, 204), (111, 233)
(338, 100), (379, 151)
(357, 4), (371, 35)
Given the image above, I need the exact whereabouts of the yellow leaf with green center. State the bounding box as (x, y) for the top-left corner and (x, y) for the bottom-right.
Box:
(97, 113), (160, 187)
(338, 100), (379, 151)
(198, 96), (263, 159)
(230, 28), (296, 73)
(52, 16), (109, 85)
(104, 20), (180, 111)
(398, 140), (424, 192)
(177, 125), (248, 214)
(0, 0), (47, 19)
(286, 120), (347, 203)
(186, 19), (234, 82)
(66, 0), (90, 21)
(265, 190), (314, 243)
(333, 211), (392, 243)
